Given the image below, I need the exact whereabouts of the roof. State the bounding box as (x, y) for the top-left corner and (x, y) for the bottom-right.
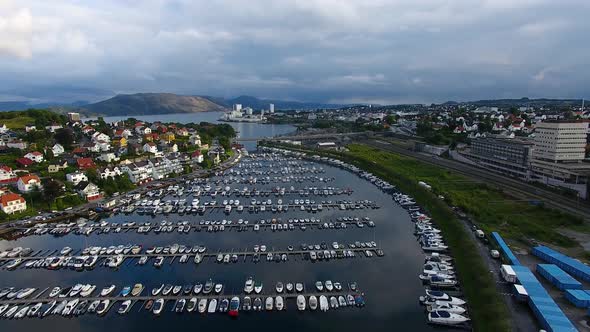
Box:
(191, 150), (202, 157)
(0, 193), (24, 205)
(19, 174), (40, 184)
(77, 158), (95, 167)
(16, 158), (34, 166)
(0, 165), (12, 172)
(27, 151), (42, 156)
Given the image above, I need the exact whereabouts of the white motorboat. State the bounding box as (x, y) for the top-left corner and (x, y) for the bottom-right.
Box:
(96, 300), (110, 316)
(315, 281), (323, 291)
(427, 301), (466, 314)
(80, 285), (96, 297)
(254, 281), (263, 294)
(276, 282), (284, 293)
(207, 299), (218, 313)
(276, 296), (284, 310)
(297, 295), (306, 311)
(198, 298), (207, 313)
(265, 297), (274, 310)
(428, 310), (470, 326)
(152, 299), (164, 315)
(152, 284), (164, 296)
(295, 283), (304, 293)
(420, 290), (466, 306)
(49, 287), (61, 298)
(309, 296), (318, 310)
(319, 295), (329, 312)
(244, 277), (254, 294)
(100, 285), (116, 297)
(214, 283), (223, 294)
(118, 300), (132, 314)
(325, 280), (333, 291)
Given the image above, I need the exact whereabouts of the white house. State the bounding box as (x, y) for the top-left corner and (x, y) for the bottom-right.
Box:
(0, 166), (17, 183)
(135, 126), (152, 135)
(189, 134), (202, 146)
(17, 175), (43, 193)
(143, 142), (158, 154)
(0, 193), (26, 214)
(7, 140), (27, 150)
(121, 161), (153, 184)
(45, 123), (63, 133)
(51, 143), (65, 156)
(92, 132), (111, 143)
(0, 124), (8, 134)
(99, 166), (122, 179)
(66, 171), (88, 185)
(24, 151), (44, 163)
(25, 125), (36, 132)
(98, 152), (119, 163)
(75, 181), (102, 201)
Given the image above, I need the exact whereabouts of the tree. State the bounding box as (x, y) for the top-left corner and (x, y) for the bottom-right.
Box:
(43, 179), (64, 203)
(86, 168), (99, 183)
(55, 128), (75, 148)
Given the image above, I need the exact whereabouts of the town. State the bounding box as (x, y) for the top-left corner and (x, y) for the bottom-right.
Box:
(0, 109), (236, 221)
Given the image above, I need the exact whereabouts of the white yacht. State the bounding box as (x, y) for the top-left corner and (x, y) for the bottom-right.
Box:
(319, 295), (329, 312)
(297, 295), (306, 311)
(309, 296), (318, 310)
(428, 310), (470, 326)
(244, 277), (254, 294)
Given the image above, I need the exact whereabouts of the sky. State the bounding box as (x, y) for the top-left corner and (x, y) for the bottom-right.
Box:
(0, 0), (589, 105)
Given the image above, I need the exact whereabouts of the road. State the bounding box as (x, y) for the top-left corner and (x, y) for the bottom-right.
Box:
(363, 139), (590, 221)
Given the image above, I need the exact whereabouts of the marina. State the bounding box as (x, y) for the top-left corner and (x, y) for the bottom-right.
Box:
(0, 147), (462, 331)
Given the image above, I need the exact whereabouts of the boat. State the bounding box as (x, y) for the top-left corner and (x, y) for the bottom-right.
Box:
(253, 297), (263, 311)
(218, 298), (229, 313)
(203, 279), (213, 294)
(229, 297), (240, 317)
(174, 299), (186, 313)
(96, 300), (110, 316)
(4, 305), (19, 318)
(162, 284), (173, 296)
(297, 295), (306, 311)
(152, 284), (164, 296)
(427, 301), (466, 314)
(420, 290), (466, 306)
(244, 277), (254, 294)
(14, 305), (29, 319)
(315, 281), (323, 291)
(153, 256), (164, 267)
(207, 299), (217, 313)
(285, 282), (294, 292)
(428, 310), (470, 326)
(144, 300), (154, 311)
(17, 288), (36, 299)
(334, 282), (342, 291)
(27, 302), (43, 317)
(325, 280), (333, 291)
(319, 295), (329, 311)
(120, 286), (132, 297)
(131, 283), (143, 296)
(193, 283), (203, 294)
(62, 299), (79, 316)
(338, 296), (347, 307)
(118, 300), (132, 314)
(194, 254), (203, 264)
(295, 283), (304, 293)
(80, 285), (96, 297)
(329, 296), (338, 309)
(41, 301), (57, 317)
(275, 296), (284, 311)
(153, 299), (164, 315)
(49, 287), (61, 298)
(198, 298), (207, 313)
(254, 281), (263, 294)
(309, 296), (318, 310)
(265, 297), (273, 310)
(87, 300), (100, 313)
(242, 296), (252, 311)
(214, 283), (223, 294)
(172, 285), (182, 295)
(276, 282), (284, 293)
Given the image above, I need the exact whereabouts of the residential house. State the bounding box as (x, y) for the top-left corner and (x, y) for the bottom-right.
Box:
(99, 166), (122, 179)
(83, 142), (101, 153)
(66, 171), (88, 185)
(24, 151), (44, 163)
(16, 158), (34, 168)
(48, 160), (68, 173)
(25, 124), (36, 132)
(75, 181), (102, 201)
(112, 137), (127, 147)
(143, 142), (158, 154)
(0, 124), (8, 134)
(77, 158), (96, 170)
(189, 134), (202, 146)
(6, 139), (27, 150)
(191, 150), (204, 163)
(143, 133), (159, 142)
(45, 123), (63, 133)
(51, 143), (65, 156)
(0, 192), (26, 214)
(92, 132), (111, 143)
(0, 166), (17, 183)
(98, 152), (119, 163)
(176, 128), (189, 137)
(121, 161), (153, 184)
(17, 174), (42, 193)
(149, 157), (169, 180)
(82, 125), (95, 135)
(135, 126), (152, 135)
(160, 132), (175, 143)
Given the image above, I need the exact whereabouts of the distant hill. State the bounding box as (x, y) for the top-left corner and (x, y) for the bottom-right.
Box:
(453, 97), (585, 108)
(0, 100), (88, 112)
(78, 93), (228, 116)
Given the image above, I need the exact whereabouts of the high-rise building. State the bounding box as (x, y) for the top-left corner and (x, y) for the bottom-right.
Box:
(533, 121), (588, 162)
(531, 121), (590, 198)
(269, 103), (275, 113)
(67, 112), (81, 122)
(233, 104), (242, 112)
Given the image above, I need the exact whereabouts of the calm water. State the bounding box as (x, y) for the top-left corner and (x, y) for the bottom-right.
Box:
(0, 156), (449, 332)
(88, 112), (296, 150)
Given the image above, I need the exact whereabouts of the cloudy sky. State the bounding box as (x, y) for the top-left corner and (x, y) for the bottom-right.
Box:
(1, 0), (589, 104)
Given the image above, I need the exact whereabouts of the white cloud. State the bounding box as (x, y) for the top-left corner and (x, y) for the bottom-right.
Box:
(0, 3), (33, 58)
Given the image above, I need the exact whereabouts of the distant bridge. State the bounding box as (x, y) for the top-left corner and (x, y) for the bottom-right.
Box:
(235, 131), (375, 142)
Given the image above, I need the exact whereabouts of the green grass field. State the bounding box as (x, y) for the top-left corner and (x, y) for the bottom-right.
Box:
(1, 116), (34, 129)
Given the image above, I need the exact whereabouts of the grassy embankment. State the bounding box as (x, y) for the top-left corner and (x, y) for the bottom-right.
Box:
(264, 142), (511, 331)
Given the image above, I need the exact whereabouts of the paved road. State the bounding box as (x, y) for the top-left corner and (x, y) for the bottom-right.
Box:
(363, 139), (590, 221)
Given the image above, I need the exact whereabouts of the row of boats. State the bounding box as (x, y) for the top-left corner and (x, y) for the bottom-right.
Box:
(20, 215), (376, 238)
